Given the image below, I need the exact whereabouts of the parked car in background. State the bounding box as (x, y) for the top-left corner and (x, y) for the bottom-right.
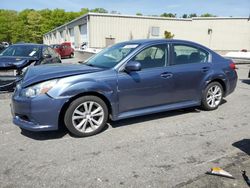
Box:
(0, 44), (5, 53)
(50, 42), (74, 58)
(11, 39), (237, 137)
(1, 42), (9, 48)
(0, 43), (61, 91)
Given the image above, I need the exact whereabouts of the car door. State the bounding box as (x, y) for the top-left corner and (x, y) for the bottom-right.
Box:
(64, 44), (71, 56)
(167, 43), (211, 102)
(61, 44), (71, 57)
(117, 44), (175, 113)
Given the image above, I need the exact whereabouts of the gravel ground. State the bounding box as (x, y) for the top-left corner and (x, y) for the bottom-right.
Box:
(0, 63), (249, 188)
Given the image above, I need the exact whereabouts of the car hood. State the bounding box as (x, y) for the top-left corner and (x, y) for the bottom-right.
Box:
(0, 56), (37, 70)
(21, 64), (103, 87)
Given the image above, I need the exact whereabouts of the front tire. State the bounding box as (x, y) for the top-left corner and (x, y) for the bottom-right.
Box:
(64, 96), (108, 137)
(201, 82), (224, 111)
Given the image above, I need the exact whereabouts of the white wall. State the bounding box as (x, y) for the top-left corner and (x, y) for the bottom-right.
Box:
(89, 15), (250, 51)
(43, 14), (250, 52)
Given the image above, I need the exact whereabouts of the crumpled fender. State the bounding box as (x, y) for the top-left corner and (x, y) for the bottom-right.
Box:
(48, 78), (115, 102)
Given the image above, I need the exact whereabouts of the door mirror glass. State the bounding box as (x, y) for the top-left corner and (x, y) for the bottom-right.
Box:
(125, 61), (141, 72)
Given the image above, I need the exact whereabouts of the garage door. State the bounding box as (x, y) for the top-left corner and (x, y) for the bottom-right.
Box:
(69, 28), (75, 46)
(79, 24), (87, 43)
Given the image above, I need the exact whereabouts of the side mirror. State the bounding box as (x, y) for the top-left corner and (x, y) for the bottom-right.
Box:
(43, 54), (52, 59)
(125, 61), (141, 72)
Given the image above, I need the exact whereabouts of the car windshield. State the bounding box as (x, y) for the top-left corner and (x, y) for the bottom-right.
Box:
(0, 45), (40, 57)
(85, 43), (139, 68)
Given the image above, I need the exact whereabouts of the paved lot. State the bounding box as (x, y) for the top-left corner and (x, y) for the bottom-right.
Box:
(0, 61), (250, 188)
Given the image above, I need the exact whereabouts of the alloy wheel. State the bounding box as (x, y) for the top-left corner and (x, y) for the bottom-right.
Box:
(206, 85), (222, 108)
(72, 101), (104, 133)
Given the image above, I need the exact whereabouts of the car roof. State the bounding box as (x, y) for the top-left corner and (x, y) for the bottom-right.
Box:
(121, 39), (196, 45)
(11, 43), (47, 47)
(119, 39), (211, 51)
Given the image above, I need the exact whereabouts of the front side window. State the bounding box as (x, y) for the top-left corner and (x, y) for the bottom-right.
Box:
(173, 44), (208, 65)
(132, 44), (167, 69)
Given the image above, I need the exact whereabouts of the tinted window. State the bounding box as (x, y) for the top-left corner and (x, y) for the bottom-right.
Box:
(173, 44), (208, 65)
(132, 44), (167, 69)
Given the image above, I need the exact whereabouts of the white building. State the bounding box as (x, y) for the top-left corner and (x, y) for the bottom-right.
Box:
(43, 13), (250, 53)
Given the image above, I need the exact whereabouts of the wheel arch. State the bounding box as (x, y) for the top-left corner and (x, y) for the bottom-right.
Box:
(58, 91), (113, 129)
(207, 78), (227, 96)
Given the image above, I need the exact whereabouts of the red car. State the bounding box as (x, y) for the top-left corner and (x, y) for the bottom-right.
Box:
(50, 42), (74, 58)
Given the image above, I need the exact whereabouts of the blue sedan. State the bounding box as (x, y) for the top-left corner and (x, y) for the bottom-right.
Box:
(11, 39), (237, 137)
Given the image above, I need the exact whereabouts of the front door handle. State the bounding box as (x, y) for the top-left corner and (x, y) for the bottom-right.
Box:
(161, 72), (173, 79)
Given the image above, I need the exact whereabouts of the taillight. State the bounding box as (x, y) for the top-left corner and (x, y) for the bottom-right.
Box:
(229, 61), (236, 70)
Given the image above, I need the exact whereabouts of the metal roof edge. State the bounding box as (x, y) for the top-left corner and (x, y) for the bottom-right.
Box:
(44, 13), (90, 35)
(43, 12), (249, 36)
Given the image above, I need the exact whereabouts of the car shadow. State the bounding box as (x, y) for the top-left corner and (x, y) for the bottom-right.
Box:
(241, 79), (250, 85)
(109, 107), (201, 128)
(20, 126), (68, 141)
(232, 139), (250, 155)
(19, 102), (228, 140)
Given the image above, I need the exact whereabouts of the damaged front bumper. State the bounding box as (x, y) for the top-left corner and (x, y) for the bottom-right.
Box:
(0, 70), (18, 91)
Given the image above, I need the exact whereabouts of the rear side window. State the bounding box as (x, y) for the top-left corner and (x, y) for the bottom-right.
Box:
(172, 44), (208, 65)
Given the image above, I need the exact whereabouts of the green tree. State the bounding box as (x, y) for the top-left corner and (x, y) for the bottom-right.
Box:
(0, 10), (18, 42)
(188, 13), (197, 18)
(164, 30), (174, 39)
(90, 8), (108, 13)
(200, 13), (216, 17)
(160, 13), (176, 18)
(136, 13), (143, 16)
(182, 14), (187, 18)
(26, 11), (43, 43)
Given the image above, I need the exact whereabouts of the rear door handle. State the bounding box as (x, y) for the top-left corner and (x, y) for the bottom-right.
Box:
(202, 67), (210, 72)
(161, 72), (173, 79)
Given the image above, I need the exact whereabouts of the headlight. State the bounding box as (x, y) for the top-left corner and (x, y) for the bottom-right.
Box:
(22, 79), (58, 98)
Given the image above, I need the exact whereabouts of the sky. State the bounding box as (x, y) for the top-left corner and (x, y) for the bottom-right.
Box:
(0, 0), (249, 17)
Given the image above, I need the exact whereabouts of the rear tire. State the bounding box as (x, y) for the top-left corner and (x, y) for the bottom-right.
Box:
(201, 82), (224, 111)
(64, 96), (108, 137)
(70, 53), (74, 58)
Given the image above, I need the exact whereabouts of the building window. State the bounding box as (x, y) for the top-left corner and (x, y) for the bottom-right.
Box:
(151, 27), (160, 36)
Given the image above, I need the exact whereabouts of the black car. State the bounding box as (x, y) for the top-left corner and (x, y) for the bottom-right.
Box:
(0, 44), (5, 53)
(0, 43), (61, 91)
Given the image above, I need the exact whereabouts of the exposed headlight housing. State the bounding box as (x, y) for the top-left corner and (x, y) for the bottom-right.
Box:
(22, 79), (58, 98)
